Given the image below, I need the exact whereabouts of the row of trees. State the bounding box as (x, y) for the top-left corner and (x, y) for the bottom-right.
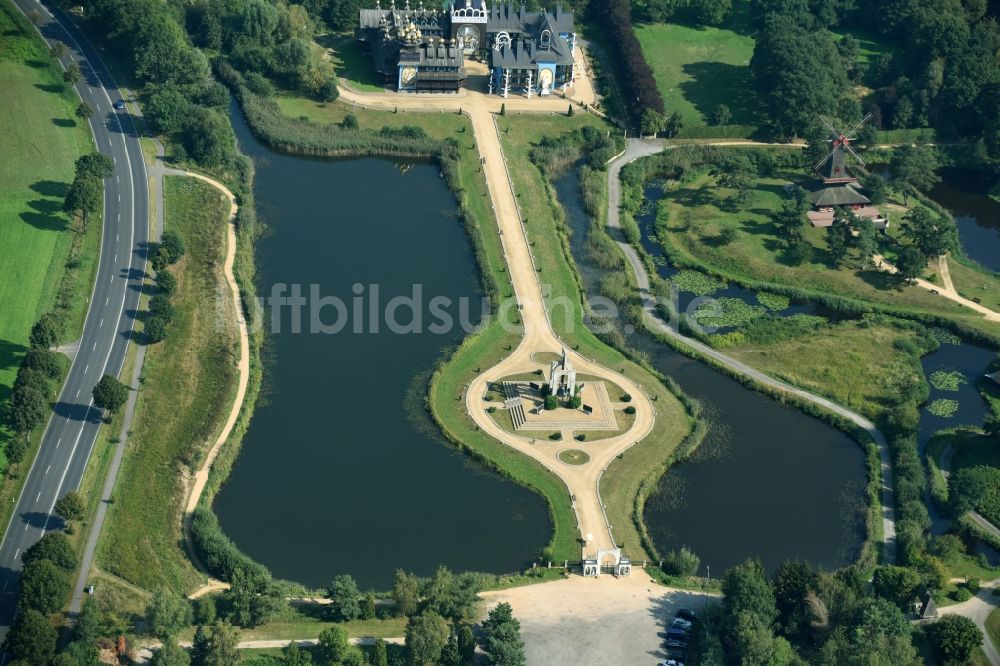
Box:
(147, 230), (186, 343)
(632, 0), (734, 26)
(603, 0), (666, 127)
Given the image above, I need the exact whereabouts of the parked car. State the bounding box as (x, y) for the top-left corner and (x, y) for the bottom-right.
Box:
(113, 100), (126, 110)
(671, 618), (693, 631)
(676, 608), (697, 621)
(663, 639), (687, 650)
(667, 627), (690, 639)
(659, 659), (685, 666)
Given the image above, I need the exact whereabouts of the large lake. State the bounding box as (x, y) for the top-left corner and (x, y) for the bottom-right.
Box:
(213, 105), (550, 590)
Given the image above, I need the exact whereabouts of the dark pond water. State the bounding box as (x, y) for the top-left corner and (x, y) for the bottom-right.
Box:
(929, 168), (1000, 272)
(557, 171), (868, 575)
(213, 104), (550, 590)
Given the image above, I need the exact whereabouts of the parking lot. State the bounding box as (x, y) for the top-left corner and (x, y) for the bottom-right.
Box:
(479, 570), (718, 665)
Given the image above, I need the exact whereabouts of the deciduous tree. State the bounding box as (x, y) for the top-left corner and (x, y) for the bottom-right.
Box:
(92, 374), (128, 413)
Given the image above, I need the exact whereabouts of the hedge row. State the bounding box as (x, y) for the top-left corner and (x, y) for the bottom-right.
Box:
(601, 0), (664, 124)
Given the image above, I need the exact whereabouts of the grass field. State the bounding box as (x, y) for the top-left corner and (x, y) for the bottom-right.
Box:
(634, 1), (762, 127)
(650, 162), (1000, 339)
(726, 320), (926, 422)
(0, 2), (94, 411)
(96, 176), (237, 593)
(496, 113), (694, 560)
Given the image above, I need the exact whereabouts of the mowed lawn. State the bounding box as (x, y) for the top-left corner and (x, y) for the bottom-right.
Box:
(0, 3), (91, 401)
(97, 176), (237, 593)
(634, 2), (763, 127)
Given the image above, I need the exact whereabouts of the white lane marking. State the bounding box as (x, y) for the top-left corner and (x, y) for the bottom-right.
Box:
(107, 137), (111, 148)
(23, 524), (28, 532)
(92, 341), (97, 351)
(105, 297), (109, 306)
(83, 364), (89, 373)
(45, 466), (50, 475)
(117, 193), (120, 202)
(75, 390), (80, 398)
(13, 549), (18, 560)
(115, 175), (119, 183)
(116, 233), (119, 242)
(35, 493), (40, 503)
(57, 438), (61, 446)
(114, 253), (117, 263)
(99, 318), (104, 327)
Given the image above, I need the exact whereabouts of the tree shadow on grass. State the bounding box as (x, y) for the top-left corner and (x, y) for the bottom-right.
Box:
(680, 61), (764, 126)
(52, 117), (76, 128)
(30, 180), (69, 198)
(34, 82), (64, 94)
(857, 268), (905, 292)
(20, 210), (67, 232)
(0, 339), (27, 405)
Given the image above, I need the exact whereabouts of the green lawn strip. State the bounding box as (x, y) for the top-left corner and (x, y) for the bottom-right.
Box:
(69, 340), (140, 563)
(724, 320), (926, 423)
(653, 163), (1000, 339)
(96, 176), (237, 593)
(634, 1), (762, 128)
(498, 114), (694, 560)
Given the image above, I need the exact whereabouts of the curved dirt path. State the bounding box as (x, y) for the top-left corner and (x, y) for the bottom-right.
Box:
(872, 253), (1000, 321)
(606, 139), (897, 562)
(173, 171), (248, 597)
(338, 67), (654, 556)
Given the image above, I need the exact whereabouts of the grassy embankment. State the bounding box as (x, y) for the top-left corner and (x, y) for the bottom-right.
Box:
(495, 113), (693, 561)
(634, 1), (762, 130)
(648, 161), (1000, 341)
(0, 0), (97, 523)
(95, 176), (238, 593)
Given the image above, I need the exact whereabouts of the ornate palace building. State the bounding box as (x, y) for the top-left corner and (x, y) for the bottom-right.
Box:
(356, 1), (577, 96)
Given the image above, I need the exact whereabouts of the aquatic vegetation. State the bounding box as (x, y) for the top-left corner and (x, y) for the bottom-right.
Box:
(756, 291), (791, 311)
(693, 297), (767, 329)
(929, 369), (968, 392)
(927, 399), (960, 418)
(671, 269), (727, 296)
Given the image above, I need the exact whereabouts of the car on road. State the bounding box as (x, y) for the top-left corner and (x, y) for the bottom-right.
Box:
(113, 100), (126, 110)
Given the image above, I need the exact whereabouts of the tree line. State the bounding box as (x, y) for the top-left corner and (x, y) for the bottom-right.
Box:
(696, 556), (983, 665)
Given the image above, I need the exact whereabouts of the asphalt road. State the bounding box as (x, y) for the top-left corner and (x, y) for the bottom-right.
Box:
(0, 0), (148, 641)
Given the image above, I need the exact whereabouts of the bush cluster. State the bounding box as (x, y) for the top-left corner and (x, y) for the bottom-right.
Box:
(601, 0), (665, 125)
